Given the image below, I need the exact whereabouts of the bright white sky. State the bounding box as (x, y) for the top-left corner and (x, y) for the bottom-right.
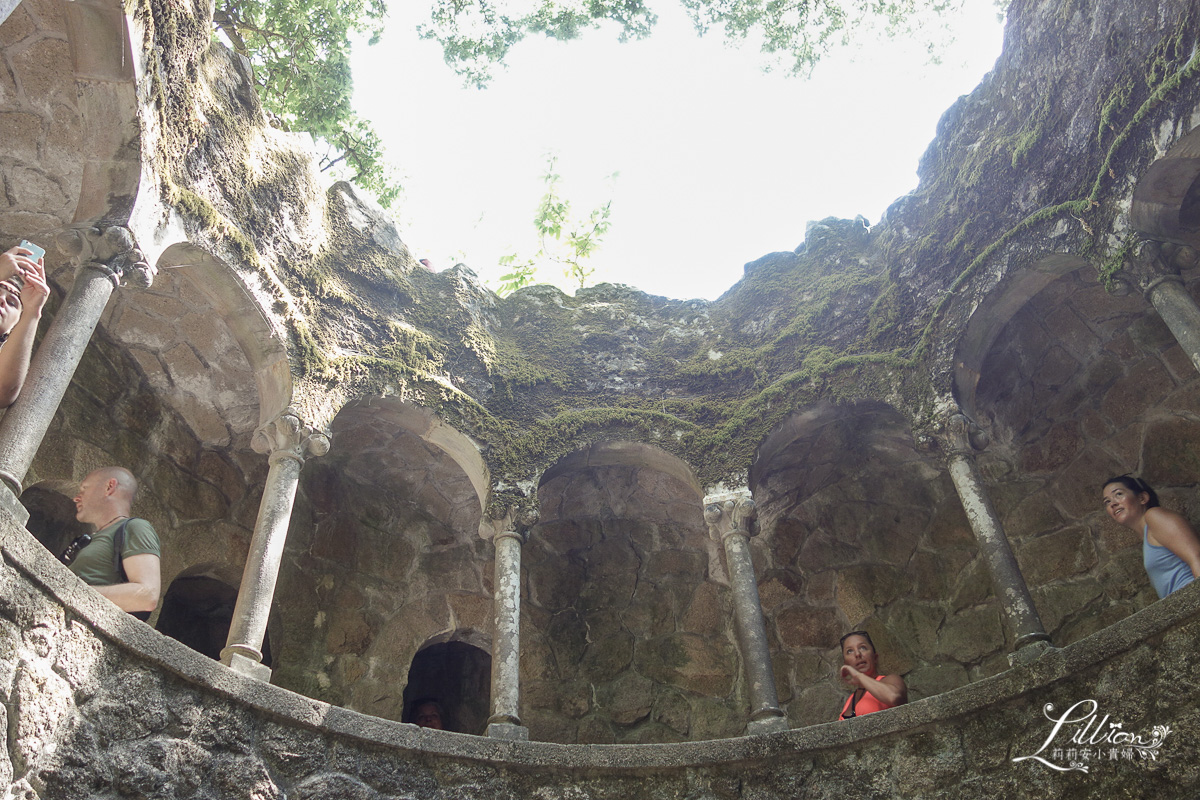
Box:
(351, 1), (1006, 301)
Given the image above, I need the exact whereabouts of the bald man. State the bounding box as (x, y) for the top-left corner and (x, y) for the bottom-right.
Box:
(68, 467), (161, 617)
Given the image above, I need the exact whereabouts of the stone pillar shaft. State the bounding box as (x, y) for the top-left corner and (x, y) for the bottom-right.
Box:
(723, 532), (782, 718)
(705, 493), (788, 735)
(946, 452), (1049, 651)
(220, 453), (301, 674)
(1144, 277), (1200, 375)
(0, 265), (118, 498)
(221, 413), (328, 681)
(487, 528), (528, 739)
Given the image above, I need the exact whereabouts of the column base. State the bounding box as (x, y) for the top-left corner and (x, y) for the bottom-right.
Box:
(0, 482), (29, 526)
(223, 650), (272, 682)
(1008, 637), (1055, 667)
(746, 715), (789, 736)
(486, 722), (529, 741)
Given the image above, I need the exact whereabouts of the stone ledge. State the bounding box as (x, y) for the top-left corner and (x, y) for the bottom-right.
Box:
(4, 507), (1198, 772)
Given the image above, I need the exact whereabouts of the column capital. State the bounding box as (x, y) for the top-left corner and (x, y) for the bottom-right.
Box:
(55, 225), (156, 288)
(931, 410), (990, 459)
(703, 489), (756, 542)
(252, 411), (330, 464)
(484, 494), (539, 541)
(1111, 239), (1199, 298)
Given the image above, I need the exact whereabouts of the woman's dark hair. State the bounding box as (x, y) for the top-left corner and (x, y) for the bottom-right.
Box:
(1102, 475), (1160, 508)
(839, 630), (874, 650)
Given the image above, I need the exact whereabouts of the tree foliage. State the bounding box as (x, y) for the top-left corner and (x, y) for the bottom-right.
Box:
(496, 157), (615, 296)
(422, 0), (986, 86)
(213, 0), (401, 206)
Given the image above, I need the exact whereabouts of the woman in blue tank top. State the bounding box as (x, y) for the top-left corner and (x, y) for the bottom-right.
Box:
(1102, 475), (1200, 598)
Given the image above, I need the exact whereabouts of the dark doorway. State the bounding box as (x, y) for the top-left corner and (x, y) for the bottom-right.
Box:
(21, 486), (89, 560)
(157, 575), (272, 666)
(402, 640), (491, 734)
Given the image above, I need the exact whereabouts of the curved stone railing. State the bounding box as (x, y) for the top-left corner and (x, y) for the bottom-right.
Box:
(0, 509), (1192, 796)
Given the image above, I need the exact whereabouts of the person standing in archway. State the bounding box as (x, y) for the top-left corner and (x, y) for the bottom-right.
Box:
(67, 467), (161, 619)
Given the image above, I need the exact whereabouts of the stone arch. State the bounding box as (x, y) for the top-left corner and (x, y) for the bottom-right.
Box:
(1131, 125), (1200, 246)
(19, 481), (88, 558)
(952, 254), (1092, 421)
(0, 0), (141, 241)
(748, 400), (969, 727)
(156, 564), (274, 666)
(522, 441), (735, 744)
(271, 398), (491, 723)
(968, 255), (1200, 650)
(400, 633), (492, 735)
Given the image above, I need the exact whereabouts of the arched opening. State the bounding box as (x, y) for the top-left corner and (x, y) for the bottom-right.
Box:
(156, 573), (272, 666)
(20, 484), (89, 559)
(970, 262), (1200, 646)
(749, 401), (963, 726)
(276, 398), (490, 723)
(524, 441), (729, 744)
(401, 640), (491, 734)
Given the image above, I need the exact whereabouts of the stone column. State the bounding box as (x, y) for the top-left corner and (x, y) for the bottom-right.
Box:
(0, 227), (155, 523)
(704, 490), (788, 735)
(937, 413), (1051, 662)
(486, 507), (536, 741)
(221, 412), (329, 680)
(1118, 241), (1200, 374)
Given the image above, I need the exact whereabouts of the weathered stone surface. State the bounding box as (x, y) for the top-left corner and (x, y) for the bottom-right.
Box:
(1015, 526), (1098, 586)
(775, 606), (843, 650)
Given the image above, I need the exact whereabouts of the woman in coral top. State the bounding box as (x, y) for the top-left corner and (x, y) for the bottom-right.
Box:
(838, 631), (907, 720)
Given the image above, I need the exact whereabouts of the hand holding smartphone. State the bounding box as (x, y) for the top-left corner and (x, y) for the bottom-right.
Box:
(18, 240), (45, 261)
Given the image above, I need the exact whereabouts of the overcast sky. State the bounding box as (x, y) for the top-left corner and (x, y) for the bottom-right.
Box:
(351, 1), (1007, 301)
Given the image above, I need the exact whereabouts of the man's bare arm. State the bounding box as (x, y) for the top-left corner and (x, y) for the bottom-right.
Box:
(94, 553), (161, 613)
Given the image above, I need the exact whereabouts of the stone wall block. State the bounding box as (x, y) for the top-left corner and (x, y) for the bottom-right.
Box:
(905, 661), (970, 700)
(576, 715), (616, 744)
(935, 605), (1003, 664)
(545, 609), (587, 671)
(632, 633), (734, 697)
(925, 498), (975, 549)
(1030, 578), (1106, 637)
(0, 5), (36, 45)
(892, 728), (967, 796)
(786, 681), (842, 729)
(1159, 343), (1196, 382)
(1049, 445), (1126, 519)
(580, 631), (634, 683)
(0, 111), (41, 160)
(1041, 303), (1100, 362)
(1142, 417), (1200, 487)
(1031, 344), (1081, 387)
(835, 564), (910, 625)
(880, 601), (944, 659)
(775, 605), (842, 650)
(652, 688), (691, 735)
(1100, 358), (1176, 428)
(1019, 420), (1084, 474)
(756, 573), (800, 612)
(948, 557), (992, 612)
(597, 672), (653, 725)
(910, 548), (973, 601)
(527, 557), (585, 612)
(622, 583), (677, 639)
(680, 581), (725, 636)
(1127, 312), (1177, 354)
(1014, 525), (1098, 586)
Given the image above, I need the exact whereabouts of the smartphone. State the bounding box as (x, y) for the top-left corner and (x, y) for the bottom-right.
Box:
(18, 240), (45, 261)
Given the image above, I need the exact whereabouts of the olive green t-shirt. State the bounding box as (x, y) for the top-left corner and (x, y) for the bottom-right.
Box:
(67, 518), (160, 586)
